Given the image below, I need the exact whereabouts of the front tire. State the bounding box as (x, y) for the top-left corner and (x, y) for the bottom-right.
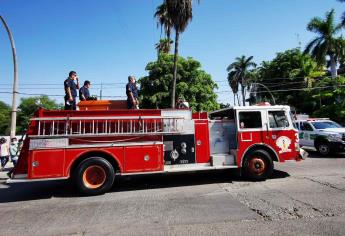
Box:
(243, 150), (273, 181)
(316, 142), (331, 156)
(74, 157), (115, 195)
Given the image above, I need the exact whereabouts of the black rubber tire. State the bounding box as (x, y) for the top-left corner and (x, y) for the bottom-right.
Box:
(74, 157), (115, 196)
(243, 149), (274, 181)
(316, 142), (332, 156)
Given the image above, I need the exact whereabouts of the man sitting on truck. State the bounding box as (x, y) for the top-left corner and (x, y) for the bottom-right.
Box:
(79, 80), (91, 101)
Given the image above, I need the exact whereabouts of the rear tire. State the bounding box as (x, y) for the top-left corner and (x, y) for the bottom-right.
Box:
(243, 150), (273, 181)
(74, 157), (115, 195)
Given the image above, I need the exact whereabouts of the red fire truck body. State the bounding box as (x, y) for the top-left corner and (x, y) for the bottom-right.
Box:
(11, 104), (306, 195)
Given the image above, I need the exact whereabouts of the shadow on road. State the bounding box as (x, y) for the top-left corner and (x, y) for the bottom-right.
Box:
(0, 169), (289, 203)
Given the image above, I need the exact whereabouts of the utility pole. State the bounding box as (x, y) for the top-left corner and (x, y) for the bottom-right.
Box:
(251, 82), (276, 105)
(0, 16), (18, 138)
(100, 82), (103, 100)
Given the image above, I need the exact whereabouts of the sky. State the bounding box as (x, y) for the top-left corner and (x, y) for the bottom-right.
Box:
(0, 0), (344, 106)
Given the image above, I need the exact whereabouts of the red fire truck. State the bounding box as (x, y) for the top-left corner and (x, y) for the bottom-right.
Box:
(10, 101), (306, 195)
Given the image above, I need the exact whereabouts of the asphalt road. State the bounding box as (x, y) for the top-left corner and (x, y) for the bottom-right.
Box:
(0, 151), (344, 236)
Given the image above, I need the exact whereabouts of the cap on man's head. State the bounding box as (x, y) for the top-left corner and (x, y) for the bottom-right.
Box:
(84, 80), (91, 86)
(69, 71), (77, 77)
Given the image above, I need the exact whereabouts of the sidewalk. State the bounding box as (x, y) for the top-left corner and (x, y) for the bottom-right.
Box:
(0, 162), (14, 182)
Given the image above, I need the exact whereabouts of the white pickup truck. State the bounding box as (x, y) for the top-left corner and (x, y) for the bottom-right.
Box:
(294, 118), (345, 156)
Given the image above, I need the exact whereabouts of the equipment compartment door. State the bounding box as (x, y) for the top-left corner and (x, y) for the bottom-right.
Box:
(30, 149), (65, 179)
(124, 145), (163, 173)
(164, 134), (196, 165)
(195, 121), (210, 163)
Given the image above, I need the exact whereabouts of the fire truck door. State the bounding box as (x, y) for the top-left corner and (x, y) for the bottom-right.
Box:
(266, 110), (295, 156)
(237, 111), (264, 147)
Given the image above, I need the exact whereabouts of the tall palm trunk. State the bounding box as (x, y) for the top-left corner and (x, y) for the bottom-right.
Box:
(236, 93), (240, 106)
(171, 30), (180, 108)
(330, 54), (338, 79)
(233, 94), (236, 106)
(241, 81), (246, 106)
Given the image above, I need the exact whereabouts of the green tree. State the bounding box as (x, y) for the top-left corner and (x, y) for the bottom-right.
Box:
(257, 48), (324, 113)
(312, 76), (345, 123)
(0, 101), (11, 135)
(165, 0), (195, 108)
(304, 9), (343, 78)
(138, 54), (219, 112)
(17, 95), (62, 132)
(155, 38), (173, 55)
(227, 55), (256, 106)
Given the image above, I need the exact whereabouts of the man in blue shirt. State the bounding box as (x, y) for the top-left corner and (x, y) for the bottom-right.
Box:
(64, 71), (80, 110)
(79, 80), (91, 101)
(126, 76), (139, 109)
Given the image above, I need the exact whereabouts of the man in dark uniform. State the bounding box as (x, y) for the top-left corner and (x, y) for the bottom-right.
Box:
(126, 76), (139, 109)
(79, 80), (91, 101)
(64, 71), (80, 110)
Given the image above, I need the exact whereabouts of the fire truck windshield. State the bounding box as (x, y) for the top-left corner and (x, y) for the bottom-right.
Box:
(268, 110), (289, 128)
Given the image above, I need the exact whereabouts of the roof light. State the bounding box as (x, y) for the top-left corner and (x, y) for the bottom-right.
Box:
(255, 102), (271, 106)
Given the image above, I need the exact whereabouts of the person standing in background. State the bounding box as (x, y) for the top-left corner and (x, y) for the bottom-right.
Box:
(64, 71), (80, 110)
(0, 137), (10, 171)
(7, 137), (19, 177)
(9, 137), (18, 166)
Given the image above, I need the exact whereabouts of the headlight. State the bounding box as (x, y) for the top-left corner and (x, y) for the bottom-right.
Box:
(295, 142), (300, 151)
(328, 134), (342, 142)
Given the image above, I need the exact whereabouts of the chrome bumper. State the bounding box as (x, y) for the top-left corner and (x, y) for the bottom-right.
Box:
(299, 148), (308, 160)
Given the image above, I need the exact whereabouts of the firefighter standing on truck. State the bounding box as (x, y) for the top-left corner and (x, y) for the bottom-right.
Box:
(126, 75), (139, 109)
(64, 71), (80, 110)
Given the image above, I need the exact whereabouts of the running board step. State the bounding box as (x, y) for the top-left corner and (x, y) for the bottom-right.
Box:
(163, 163), (237, 172)
(211, 154), (235, 166)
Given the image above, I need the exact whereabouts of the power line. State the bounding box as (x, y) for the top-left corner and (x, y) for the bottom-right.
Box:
(217, 85), (345, 94)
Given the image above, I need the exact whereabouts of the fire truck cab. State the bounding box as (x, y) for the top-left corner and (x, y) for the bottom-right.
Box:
(10, 103), (305, 195)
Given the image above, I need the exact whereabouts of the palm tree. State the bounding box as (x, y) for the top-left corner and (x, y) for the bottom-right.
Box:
(304, 9), (342, 78)
(155, 38), (173, 56)
(165, 0), (194, 108)
(227, 71), (240, 106)
(154, 2), (173, 41)
(227, 55), (256, 106)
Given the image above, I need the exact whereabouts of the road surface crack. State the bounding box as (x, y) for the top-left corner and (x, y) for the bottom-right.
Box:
(300, 176), (345, 192)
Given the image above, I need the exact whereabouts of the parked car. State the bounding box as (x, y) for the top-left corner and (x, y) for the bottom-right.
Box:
(294, 118), (345, 156)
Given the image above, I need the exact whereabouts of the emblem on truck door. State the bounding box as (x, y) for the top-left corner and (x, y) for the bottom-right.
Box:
(276, 136), (292, 153)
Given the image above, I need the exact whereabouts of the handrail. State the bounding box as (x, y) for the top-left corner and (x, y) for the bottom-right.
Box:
(31, 116), (186, 121)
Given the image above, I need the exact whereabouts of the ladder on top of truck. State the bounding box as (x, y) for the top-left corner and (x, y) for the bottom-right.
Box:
(30, 116), (187, 137)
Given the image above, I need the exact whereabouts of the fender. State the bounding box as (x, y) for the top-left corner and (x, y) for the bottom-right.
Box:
(66, 148), (123, 177)
(240, 143), (279, 167)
